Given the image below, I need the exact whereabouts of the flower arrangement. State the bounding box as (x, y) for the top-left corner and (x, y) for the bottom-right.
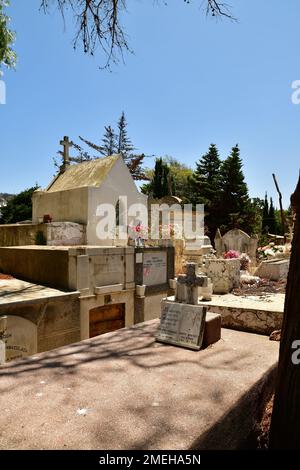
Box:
(223, 250), (240, 259)
(128, 222), (148, 247)
(160, 223), (181, 239)
(257, 243), (285, 259)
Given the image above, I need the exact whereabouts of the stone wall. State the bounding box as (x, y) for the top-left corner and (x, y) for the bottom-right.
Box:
(0, 224), (44, 247)
(0, 222), (86, 247)
(207, 304), (283, 335)
(0, 246), (70, 290)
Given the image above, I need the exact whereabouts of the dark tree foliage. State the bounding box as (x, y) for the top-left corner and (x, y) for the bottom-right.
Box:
(218, 144), (250, 232)
(151, 157), (173, 199)
(101, 125), (117, 156)
(268, 197), (277, 234)
(0, 185), (38, 224)
(117, 111), (134, 161)
(262, 192), (269, 233)
(190, 143), (222, 240)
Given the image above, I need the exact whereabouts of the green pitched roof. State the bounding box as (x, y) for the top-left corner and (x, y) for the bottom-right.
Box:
(46, 155), (119, 193)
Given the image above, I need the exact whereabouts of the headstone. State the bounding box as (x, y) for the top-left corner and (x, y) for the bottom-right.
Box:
(143, 251), (167, 286)
(176, 262), (208, 304)
(214, 228), (258, 265)
(0, 315), (37, 362)
(156, 300), (207, 350)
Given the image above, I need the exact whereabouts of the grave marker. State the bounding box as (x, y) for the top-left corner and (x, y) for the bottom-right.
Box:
(156, 300), (206, 350)
(143, 251), (167, 286)
(0, 315), (37, 362)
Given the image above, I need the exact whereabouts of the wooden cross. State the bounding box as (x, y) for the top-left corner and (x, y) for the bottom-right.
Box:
(176, 262), (208, 305)
(60, 136), (73, 168)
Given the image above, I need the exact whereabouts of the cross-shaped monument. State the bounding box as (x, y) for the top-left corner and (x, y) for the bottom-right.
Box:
(176, 262), (208, 305)
(60, 136), (73, 172)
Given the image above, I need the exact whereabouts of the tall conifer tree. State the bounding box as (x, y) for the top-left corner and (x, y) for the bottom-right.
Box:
(190, 143), (221, 240)
(219, 144), (250, 231)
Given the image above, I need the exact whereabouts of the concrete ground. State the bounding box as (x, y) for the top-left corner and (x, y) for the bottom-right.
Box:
(0, 320), (279, 450)
(0, 279), (75, 309)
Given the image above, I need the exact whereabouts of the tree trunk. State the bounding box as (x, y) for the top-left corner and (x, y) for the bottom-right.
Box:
(269, 175), (300, 448)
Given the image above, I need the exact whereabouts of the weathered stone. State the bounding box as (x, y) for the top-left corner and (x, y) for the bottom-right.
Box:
(157, 300), (207, 350)
(176, 262), (208, 304)
(204, 258), (240, 294)
(202, 312), (221, 348)
(198, 293), (284, 335)
(255, 258), (290, 281)
(45, 222), (85, 246)
(0, 339), (5, 364)
(0, 315), (37, 362)
(199, 278), (213, 301)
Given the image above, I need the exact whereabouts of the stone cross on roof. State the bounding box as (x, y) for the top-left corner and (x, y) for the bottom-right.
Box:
(60, 136), (73, 172)
(176, 262), (208, 305)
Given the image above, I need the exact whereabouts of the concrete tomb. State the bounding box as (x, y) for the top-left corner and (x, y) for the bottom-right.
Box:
(255, 258), (290, 281)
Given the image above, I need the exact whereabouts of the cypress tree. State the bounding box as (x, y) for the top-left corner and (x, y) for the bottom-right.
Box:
(191, 144), (221, 206)
(262, 192), (269, 233)
(152, 158), (171, 199)
(219, 144), (250, 231)
(268, 197), (277, 234)
(190, 144), (221, 240)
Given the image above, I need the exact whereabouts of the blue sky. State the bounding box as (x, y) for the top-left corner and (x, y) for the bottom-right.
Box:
(1, 0), (300, 207)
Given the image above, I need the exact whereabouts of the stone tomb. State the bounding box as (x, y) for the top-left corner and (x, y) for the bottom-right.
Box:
(255, 258), (290, 281)
(0, 315), (37, 362)
(157, 300), (207, 350)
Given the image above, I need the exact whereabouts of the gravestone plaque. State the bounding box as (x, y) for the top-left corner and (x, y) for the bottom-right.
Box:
(143, 251), (167, 286)
(0, 340), (5, 364)
(0, 316), (37, 362)
(156, 300), (207, 350)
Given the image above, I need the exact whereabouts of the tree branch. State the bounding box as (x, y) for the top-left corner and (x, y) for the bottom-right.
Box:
(41, 1), (235, 68)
